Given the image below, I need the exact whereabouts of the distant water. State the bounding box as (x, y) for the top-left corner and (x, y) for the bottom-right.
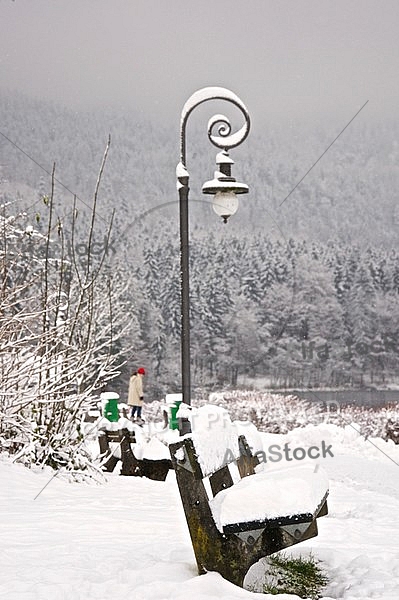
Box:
(280, 389), (399, 409)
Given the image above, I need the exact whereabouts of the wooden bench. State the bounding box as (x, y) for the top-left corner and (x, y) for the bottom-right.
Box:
(169, 433), (328, 587)
(98, 428), (137, 473)
(98, 427), (171, 481)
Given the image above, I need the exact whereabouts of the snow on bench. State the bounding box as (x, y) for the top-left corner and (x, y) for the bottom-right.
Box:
(209, 464), (329, 533)
(169, 404), (329, 588)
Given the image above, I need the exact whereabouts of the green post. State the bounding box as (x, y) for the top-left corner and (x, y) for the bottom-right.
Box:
(102, 392), (120, 422)
(166, 393), (183, 430)
(169, 400), (182, 430)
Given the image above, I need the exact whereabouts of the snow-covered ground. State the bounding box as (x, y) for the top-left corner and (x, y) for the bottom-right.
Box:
(1, 421), (399, 599)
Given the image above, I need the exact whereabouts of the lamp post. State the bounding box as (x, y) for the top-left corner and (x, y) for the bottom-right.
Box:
(176, 87), (251, 432)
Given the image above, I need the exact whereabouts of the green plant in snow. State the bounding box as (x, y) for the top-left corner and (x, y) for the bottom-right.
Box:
(254, 552), (329, 599)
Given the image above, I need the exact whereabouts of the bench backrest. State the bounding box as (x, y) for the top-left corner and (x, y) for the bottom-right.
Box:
(98, 428), (136, 444)
(170, 434), (259, 497)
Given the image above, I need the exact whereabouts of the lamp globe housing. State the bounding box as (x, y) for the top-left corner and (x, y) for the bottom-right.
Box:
(202, 150), (248, 223)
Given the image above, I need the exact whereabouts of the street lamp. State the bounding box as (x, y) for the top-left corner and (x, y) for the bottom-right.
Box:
(202, 150), (249, 223)
(176, 87), (251, 432)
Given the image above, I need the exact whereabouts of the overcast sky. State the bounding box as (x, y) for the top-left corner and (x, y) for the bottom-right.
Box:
(1, 0), (398, 126)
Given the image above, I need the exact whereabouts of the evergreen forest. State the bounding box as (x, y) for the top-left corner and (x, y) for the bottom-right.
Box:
(1, 91), (399, 400)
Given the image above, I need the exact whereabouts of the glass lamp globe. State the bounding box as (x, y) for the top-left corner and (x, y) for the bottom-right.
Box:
(212, 191), (239, 223)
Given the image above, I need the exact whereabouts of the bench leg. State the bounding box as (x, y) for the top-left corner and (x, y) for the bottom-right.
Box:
(98, 432), (119, 473)
(119, 429), (142, 476)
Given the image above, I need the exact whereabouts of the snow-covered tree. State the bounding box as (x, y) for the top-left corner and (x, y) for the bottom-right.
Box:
(0, 147), (135, 471)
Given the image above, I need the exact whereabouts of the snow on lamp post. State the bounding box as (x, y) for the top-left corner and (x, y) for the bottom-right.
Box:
(176, 87), (250, 432)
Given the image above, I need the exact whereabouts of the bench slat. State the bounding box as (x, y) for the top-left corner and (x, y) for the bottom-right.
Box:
(222, 509), (318, 535)
(236, 435), (259, 478)
(209, 465), (234, 496)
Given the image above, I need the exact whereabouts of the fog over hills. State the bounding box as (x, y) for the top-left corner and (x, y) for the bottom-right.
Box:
(1, 91), (398, 249)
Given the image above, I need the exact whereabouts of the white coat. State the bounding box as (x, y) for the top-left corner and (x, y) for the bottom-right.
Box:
(128, 373), (144, 407)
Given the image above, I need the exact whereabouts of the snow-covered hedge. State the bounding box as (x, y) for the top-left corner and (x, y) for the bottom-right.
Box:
(144, 390), (399, 443)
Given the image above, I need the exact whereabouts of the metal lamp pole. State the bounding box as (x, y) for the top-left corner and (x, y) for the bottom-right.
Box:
(176, 87), (251, 433)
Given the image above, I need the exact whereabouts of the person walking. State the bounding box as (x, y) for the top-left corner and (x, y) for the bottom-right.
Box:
(128, 367), (145, 421)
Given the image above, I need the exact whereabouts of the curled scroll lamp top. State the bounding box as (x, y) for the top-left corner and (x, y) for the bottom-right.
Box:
(180, 86), (251, 166)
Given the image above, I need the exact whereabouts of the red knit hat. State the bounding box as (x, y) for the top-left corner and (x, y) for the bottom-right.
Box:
(137, 367), (145, 375)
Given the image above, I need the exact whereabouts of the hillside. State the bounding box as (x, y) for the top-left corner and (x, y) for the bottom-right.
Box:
(1, 91), (399, 246)
(1, 92), (399, 395)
